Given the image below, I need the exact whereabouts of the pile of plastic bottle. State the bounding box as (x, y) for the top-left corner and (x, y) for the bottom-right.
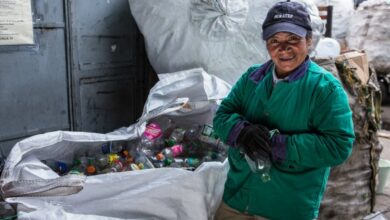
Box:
(42, 117), (229, 176)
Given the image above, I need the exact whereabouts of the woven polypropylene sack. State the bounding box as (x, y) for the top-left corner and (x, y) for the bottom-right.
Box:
(314, 56), (382, 219)
(346, 1), (390, 73)
(129, 0), (323, 85)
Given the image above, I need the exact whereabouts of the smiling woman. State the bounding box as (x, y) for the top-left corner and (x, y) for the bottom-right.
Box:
(213, 1), (355, 220)
(266, 32), (311, 77)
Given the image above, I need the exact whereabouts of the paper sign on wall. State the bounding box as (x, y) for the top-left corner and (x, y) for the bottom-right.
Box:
(0, 0), (33, 45)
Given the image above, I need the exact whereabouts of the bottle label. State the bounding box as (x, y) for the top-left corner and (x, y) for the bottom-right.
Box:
(201, 124), (214, 137)
(171, 144), (183, 157)
(143, 123), (163, 140)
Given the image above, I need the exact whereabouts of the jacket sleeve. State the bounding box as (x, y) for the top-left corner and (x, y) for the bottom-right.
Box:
(285, 80), (355, 168)
(213, 70), (252, 147)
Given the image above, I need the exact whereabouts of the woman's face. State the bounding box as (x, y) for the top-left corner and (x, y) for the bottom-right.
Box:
(266, 32), (312, 77)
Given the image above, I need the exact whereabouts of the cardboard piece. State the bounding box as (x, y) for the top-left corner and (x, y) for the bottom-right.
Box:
(336, 50), (369, 85)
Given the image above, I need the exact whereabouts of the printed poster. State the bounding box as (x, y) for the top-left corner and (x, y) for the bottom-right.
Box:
(0, 0), (33, 45)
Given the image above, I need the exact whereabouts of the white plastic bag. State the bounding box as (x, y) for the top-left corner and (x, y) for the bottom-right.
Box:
(0, 69), (231, 220)
(129, 0), (323, 85)
(346, 1), (390, 73)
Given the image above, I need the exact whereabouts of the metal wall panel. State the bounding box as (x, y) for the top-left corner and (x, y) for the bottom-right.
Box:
(32, 0), (64, 25)
(79, 75), (135, 133)
(0, 0), (154, 156)
(78, 35), (133, 71)
(0, 0), (68, 156)
(70, 0), (143, 132)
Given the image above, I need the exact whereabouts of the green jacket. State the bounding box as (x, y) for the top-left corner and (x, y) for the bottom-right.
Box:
(213, 60), (355, 220)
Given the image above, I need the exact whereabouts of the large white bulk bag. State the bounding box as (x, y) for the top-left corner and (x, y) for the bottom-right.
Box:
(346, 0), (390, 73)
(0, 69), (231, 220)
(129, 0), (324, 85)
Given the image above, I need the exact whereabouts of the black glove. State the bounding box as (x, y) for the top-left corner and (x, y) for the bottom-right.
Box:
(237, 124), (271, 161)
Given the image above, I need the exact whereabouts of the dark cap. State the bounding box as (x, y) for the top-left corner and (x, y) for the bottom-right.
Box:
(262, 1), (312, 40)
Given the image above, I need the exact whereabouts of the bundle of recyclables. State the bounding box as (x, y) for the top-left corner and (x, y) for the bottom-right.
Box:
(43, 119), (229, 177)
(0, 69), (232, 220)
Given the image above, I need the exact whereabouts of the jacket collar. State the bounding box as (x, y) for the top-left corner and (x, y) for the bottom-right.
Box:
(249, 56), (310, 84)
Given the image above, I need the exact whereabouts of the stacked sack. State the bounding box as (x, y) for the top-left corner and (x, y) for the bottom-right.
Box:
(347, 0), (390, 74)
(314, 52), (382, 219)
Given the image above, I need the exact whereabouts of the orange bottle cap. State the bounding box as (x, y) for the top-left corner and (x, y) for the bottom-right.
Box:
(156, 153), (165, 161)
(87, 165), (96, 174)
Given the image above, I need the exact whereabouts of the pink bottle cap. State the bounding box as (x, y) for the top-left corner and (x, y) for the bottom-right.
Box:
(171, 145), (183, 157)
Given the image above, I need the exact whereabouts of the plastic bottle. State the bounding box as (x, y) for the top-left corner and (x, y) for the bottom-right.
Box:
(198, 124), (229, 153)
(181, 124), (203, 156)
(135, 153), (155, 169)
(111, 142), (124, 154)
(184, 158), (200, 167)
(101, 143), (111, 154)
(110, 160), (124, 172)
(183, 124), (202, 142)
(119, 150), (134, 168)
(95, 154), (109, 169)
(96, 160), (124, 174)
(86, 158), (97, 175)
(107, 153), (120, 164)
(243, 129), (280, 183)
(42, 159), (69, 175)
(201, 154), (213, 163)
(244, 154), (271, 183)
(160, 144), (184, 160)
(166, 128), (186, 146)
(71, 157), (89, 174)
(68, 169), (84, 175)
(137, 123), (165, 157)
(129, 163), (140, 171)
(167, 158), (184, 168)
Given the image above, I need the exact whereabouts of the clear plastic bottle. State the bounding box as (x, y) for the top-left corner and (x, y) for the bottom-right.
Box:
(110, 160), (124, 172)
(129, 163), (141, 171)
(183, 124), (202, 142)
(95, 154), (109, 169)
(243, 129), (280, 183)
(135, 153), (155, 169)
(118, 150), (134, 169)
(100, 142), (123, 155)
(166, 128), (186, 146)
(244, 154), (271, 183)
(137, 122), (166, 157)
(110, 143), (123, 154)
(42, 159), (69, 175)
(201, 154), (213, 163)
(198, 124), (229, 153)
(167, 158), (184, 168)
(71, 157), (88, 174)
(160, 144), (184, 159)
(184, 158), (200, 167)
(182, 124), (202, 156)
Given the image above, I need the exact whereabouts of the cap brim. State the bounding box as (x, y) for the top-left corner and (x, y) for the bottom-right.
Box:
(262, 22), (307, 40)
